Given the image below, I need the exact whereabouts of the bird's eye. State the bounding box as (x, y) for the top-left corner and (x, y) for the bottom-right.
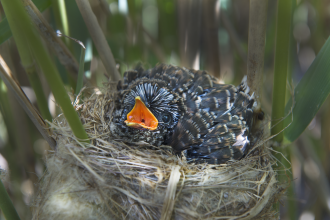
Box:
(162, 114), (171, 124)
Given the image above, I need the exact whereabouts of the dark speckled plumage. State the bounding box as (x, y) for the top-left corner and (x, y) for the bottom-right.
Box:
(111, 64), (255, 164)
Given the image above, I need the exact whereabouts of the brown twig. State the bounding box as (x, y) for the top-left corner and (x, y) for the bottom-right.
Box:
(247, 0), (268, 108)
(75, 0), (122, 81)
(202, 0), (221, 78)
(177, 0), (202, 69)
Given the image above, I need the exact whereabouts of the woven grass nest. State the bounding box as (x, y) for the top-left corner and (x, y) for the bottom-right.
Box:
(32, 85), (285, 220)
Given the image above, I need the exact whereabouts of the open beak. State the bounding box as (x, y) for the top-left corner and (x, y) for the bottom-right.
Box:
(124, 96), (158, 130)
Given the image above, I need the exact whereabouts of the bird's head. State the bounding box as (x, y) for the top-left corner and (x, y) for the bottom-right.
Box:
(112, 79), (186, 146)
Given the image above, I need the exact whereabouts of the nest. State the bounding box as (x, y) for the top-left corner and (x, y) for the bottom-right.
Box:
(32, 87), (285, 220)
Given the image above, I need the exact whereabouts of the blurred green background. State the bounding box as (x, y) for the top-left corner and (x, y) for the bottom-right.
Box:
(0, 0), (330, 219)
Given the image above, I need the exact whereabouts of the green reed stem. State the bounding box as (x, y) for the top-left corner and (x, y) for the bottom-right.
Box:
(271, 0), (293, 142)
(1, 0), (89, 142)
(0, 179), (20, 220)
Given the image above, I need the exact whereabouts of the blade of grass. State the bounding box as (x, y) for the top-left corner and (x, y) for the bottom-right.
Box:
(22, 0), (80, 79)
(0, 179), (20, 220)
(284, 34), (330, 142)
(56, 32), (86, 95)
(0, 0), (51, 45)
(0, 80), (25, 198)
(1, 0), (89, 142)
(28, 69), (52, 121)
(0, 18), (12, 45)
(75, 0), (121, 81)
(50, 0), (77, 90)
(271, 0), (293, 143)
(76, 45), (86, 95)
(0, 55), (56, 149)
(0, 77), (20, 150)
(3, 4), (52, 122)
(52, 0), (73, 51)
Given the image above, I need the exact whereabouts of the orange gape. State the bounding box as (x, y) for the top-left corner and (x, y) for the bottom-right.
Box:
(124, 96), (158, 130)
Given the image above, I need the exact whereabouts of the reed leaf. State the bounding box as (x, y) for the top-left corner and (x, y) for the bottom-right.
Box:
(0, 179), (20, 220)
(0, 0), (51, 45)
(284, 35), (330, 142)
(1, 0), (89, 142)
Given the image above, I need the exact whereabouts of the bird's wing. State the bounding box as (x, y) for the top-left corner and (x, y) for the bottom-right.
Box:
(170, 69), (255, 164)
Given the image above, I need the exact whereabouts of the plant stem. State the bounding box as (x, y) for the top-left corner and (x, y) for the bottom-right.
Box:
(201, 0), (220, 78)
(0, 179), (20, 220)
(76, 45), (86, 95)
(0, 55), (56, 148)
(75, 0), (121, 81)
(221, 12), (247, 66)
(52, 0), (71, 47)
(141, 25), (166, 63)
(271, 0), (294, 215)
(247, 0), (268, 107)
(22, 0), (80, 83)
(1, 0), (89, 142)
(28, 69), (52, 121)
(271, 0), (293, 142)
(1, 3), (52, 122)
(176, 0), (202, 69)
(51, 0), (76, 91)
(0, 79), (25, 196)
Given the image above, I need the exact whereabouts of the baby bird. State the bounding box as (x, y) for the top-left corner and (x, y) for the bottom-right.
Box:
(111, 64), (255, 164)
